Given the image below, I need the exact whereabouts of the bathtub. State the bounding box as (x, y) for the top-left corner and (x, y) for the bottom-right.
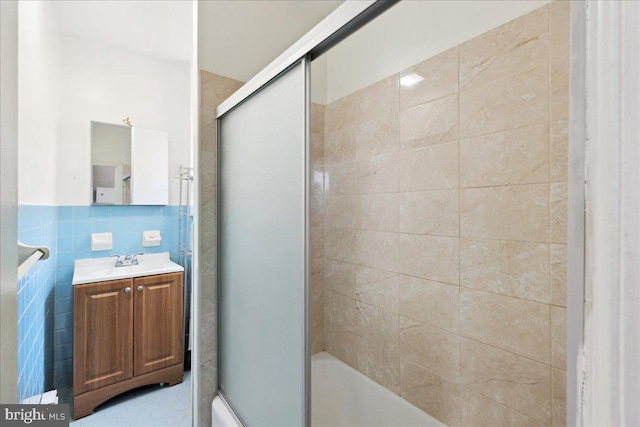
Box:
(212, 352), (443, 427)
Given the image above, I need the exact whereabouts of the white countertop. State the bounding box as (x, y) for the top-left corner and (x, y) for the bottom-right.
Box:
(72, 252), (184, 285)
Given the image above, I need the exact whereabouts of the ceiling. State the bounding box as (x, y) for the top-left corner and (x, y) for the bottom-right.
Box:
(52, 0), (343, 79)
(198, 0), (343, 82)
(52, 1), (194, 63)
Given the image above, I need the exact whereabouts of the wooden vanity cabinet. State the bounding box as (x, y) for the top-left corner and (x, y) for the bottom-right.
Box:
(73, 272), (183, 419)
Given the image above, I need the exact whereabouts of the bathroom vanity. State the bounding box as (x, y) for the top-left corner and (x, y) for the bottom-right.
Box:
(72, 253), (184, 419)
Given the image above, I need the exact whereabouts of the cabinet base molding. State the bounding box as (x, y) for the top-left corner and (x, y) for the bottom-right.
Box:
(73, 363), (183, 420)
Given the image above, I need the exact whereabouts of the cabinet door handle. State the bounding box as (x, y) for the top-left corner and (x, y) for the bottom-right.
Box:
(137, 286), (143, 292)
(124, 287), (131, 293)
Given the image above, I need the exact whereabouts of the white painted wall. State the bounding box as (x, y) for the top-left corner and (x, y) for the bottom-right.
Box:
(52, 1), (193, 63)
(323, 0), (551, 103)
(56, 35), (192, 206)
(18, 0), (60, 205)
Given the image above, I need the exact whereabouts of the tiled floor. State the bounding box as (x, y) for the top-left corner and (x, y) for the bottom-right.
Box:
(63, 371), (192, 427)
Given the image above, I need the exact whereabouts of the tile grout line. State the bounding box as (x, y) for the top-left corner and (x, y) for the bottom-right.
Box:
(325, 120), (556, 169)
(547, 4), (554, 415)
(328, 62), (547, 137)
(325, 253), (568, 307)
(322, 105), (329, 354)
(396, 73), (403, 397)
(325, 175), (565, 192)
(326, 284), (556, 366)
(326, 303), (557, 388)
(461, 381), (551, 426)
(457, 45), (463, 392)
(325, 224), (555, 246)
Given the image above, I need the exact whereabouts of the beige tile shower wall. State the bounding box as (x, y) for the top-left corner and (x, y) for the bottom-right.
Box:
(198, 70), (244, 426)
(319, 3), (569, 426)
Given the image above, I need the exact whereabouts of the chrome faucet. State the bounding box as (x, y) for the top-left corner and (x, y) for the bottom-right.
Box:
(110, 254), (124, 267)
(111, 253), (144, 267)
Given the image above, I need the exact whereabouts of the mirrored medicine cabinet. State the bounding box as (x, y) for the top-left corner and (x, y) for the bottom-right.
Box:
(91, 121), (169, 205)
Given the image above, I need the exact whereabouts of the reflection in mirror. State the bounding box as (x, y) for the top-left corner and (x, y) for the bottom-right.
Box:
(91, 121), (131, 205)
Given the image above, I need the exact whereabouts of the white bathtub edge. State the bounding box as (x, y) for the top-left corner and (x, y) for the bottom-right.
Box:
(311, 352), (443, 427)
(212, 395), (241, 427)
(212, 352), (442, 427)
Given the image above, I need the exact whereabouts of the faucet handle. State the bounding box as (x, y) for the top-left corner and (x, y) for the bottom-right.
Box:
(132, 253), (144, 264)
(110, 254), (123, 266)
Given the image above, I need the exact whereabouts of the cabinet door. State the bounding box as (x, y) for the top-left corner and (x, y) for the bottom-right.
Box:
(74, 278), (134, 394)
(130, 127), (169, 205)
(133, 272), (183, 376)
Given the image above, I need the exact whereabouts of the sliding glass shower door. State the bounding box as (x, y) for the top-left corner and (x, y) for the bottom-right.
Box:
(217, 60), (309, 426)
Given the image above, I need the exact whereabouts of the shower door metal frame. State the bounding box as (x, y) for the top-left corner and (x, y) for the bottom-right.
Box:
(214, 1), (400, 426)
(215, 57), (310, 427)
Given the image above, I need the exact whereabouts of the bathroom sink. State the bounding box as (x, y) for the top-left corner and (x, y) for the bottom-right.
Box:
(72, 252), (183, 285)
